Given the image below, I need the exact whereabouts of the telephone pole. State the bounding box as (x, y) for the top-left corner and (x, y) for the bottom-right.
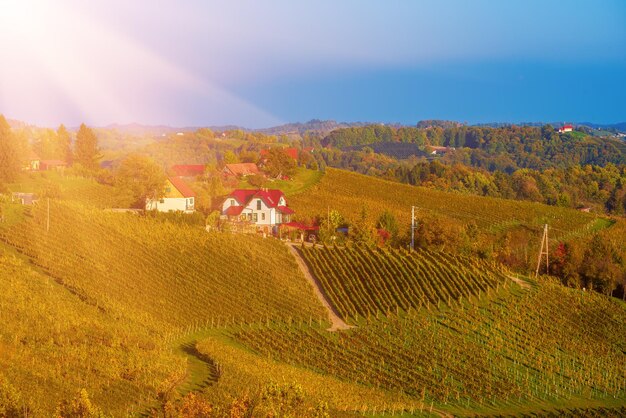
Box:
(410, 206), (417, 252)
(46, 198), (50, 233)
(535, 224), (549, 277)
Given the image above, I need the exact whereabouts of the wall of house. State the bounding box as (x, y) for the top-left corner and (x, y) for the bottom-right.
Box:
(146, 197), (194, 213)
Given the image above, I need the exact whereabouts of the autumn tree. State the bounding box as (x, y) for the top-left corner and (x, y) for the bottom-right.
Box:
(75, 124), (101, 171)
(115, 155), (166, 208)
(263, 147), (296, 178)
(0, 115), (20, 186)
(377, 210), (399, 245)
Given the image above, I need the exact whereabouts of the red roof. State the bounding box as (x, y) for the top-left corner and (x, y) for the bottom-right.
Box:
(168, 176), (196, 198)
(228, 189), (286, 209)
(224, 206), (244, 216)
(260, 147), (299, 160)
(277, 206), (295, 214)
(224, 163), (260, 176)
(40, 160), (67, 167)
(171, 164), (205, 177)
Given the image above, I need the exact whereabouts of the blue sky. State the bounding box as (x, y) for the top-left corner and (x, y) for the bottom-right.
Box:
(0, 0), (624, 127)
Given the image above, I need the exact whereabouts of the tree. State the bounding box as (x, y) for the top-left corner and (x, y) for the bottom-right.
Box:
(115, 155), (166, 208)
(223, 150), (239, 164)
(0, 115), (20, 185)
(351, 206), (376, 246)
(263, 148), (296, 178)
(57, 124), (73, 165)
(377, 210), (399, 245)
(75, 124), (101, 171)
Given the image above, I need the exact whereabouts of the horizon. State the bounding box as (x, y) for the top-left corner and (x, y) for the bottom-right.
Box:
(1, 1), (625, 128)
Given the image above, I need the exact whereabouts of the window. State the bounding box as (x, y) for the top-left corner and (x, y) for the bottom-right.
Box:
(165, 187), (171, 193)
(189, 197), (194, 205)
(256, 199), (262, 210)
(159, 199), (165, 204)
(261, 213), (265, 221)
(247, 213), (252, 221)
(253, 213), (258, 222)
(230, 199), (235, 206)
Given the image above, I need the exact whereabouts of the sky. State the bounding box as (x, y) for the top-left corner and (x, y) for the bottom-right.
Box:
(0, 0), (625, 128)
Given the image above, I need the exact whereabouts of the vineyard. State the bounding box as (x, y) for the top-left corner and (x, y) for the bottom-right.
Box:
(233, 279), (626, 416)
(0, 200), (326, 331)
(289, 168), (598, 238)
(299, 244), (509, 322)
(0, 253), (185, 416)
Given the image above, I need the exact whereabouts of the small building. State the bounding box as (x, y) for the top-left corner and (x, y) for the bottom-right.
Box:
(146, 177), (196, 213)
(171, 164), (206, 178)
(25, 151), (40, 171)
(558, 124), (573, 133)
(428, 146), (455, 155)
(40, 160), (67, 171)
(221, 188), (294, 233)
(12, 192), (38, 205)
(222, 163), (260, 178)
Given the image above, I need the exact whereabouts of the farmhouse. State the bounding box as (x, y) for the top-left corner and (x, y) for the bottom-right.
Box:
(558, 124), (573, 133)
(146, 177), (196, 213)
(26, 152), (40, 171)
(222, 163), (260, 178)
(221, 188), (294, 232)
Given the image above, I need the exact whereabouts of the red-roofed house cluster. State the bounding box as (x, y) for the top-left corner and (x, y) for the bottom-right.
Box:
(558, 124), (573, 133)
(221, 188), (295, 233)
(146, 177), (196, 213)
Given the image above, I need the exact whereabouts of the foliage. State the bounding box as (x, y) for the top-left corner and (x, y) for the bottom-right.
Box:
(115, 154), (166, 208)
(263, 147), (297, 178)
(0, 114), (21, 185)
(75, 124), (101, 171)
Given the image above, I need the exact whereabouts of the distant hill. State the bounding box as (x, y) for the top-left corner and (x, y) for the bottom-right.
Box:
(256, 119), (372, 136)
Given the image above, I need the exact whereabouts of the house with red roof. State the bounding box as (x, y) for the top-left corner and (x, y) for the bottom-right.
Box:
(558, 124), (573, 133)
(146, 176), (196, 213)
(222, 163), (261, 178)
(221, 188), (294, 231)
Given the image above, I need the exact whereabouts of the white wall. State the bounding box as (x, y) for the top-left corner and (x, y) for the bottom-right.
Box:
(147, 197), (194, 213)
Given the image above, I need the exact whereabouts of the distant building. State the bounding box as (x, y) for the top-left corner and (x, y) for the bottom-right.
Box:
(558, 124), (573, 133)
(222, 163), (261, 178)
(171, 164), (206, 177)
(221, 188), (294, 232)
(12, 192), (38, 205)
(26, 151), (40, 171)
(40, 160), (67, 171)
(146, 177), (196, 213)
(428, 146), (455, 155)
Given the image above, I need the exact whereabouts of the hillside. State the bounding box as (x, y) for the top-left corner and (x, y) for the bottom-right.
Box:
(290, 168), (597, 237)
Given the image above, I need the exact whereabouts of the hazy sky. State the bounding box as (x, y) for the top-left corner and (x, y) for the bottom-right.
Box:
(1, 0), (625, 127)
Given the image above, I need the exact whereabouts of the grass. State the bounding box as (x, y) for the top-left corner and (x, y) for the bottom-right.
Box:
(237, 167), (323, 196)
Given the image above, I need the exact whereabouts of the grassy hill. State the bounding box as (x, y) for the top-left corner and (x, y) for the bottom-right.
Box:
(290, 168), (596, 236)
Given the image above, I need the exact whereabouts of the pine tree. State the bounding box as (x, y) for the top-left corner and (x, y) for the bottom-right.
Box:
(57, 124), (73, 165)
(75, 123), (100, 171)
(0, 115), (20, 186)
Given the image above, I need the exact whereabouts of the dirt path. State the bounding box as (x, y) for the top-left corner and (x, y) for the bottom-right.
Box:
(508, 274), (531, 289)
(286, 243), (352, 331)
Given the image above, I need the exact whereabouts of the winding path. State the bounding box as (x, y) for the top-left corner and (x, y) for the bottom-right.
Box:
(286, 243), (352, 331)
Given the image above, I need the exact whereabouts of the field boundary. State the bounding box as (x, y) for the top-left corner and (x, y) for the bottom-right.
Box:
(286, 243), (352, 331)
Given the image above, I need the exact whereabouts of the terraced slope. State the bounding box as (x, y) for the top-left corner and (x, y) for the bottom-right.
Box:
(299, 245), (508, 322)
(0, 200), (326, 331)
(233, 279), (626, 416)
(290, 168), (597, 238)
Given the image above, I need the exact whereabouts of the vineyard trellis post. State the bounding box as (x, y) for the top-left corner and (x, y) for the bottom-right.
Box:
(535, 224), (549, 277)
(46, 198), (50, 233)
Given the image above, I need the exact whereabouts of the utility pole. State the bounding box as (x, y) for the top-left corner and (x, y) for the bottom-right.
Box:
(535, 224), (549, 277)
(410, 206), (417, 252)
(46, 198), (50, 233)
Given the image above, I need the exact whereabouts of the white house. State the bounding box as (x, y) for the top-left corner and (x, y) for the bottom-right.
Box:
(221, 188), (294, 231)
(146, 177), (196, 213)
